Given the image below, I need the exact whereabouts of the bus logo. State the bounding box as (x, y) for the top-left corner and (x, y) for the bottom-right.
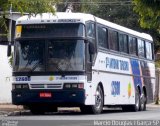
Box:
(111, 81), (120, 96)
(49, 76), (54, 81)
(128, 82), (132, 98)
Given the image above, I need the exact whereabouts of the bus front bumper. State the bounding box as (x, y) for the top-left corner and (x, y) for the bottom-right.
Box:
(12, 89), (85, 106)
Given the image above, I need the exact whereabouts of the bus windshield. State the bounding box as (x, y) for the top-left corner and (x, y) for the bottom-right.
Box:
(14, 40), (85, 72)
(21, 23), (85, 38)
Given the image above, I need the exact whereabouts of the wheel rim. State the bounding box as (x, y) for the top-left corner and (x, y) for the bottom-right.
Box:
(95, 87), (103, 109)
(140, 94), (146, 110)
(135, 90), (140, 110)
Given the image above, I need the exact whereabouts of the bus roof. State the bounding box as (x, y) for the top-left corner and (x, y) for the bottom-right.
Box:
(16, 12), (153, 42)
(16, 12), (94, 24)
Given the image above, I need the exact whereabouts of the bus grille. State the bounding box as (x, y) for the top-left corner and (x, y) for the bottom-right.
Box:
(30, 84), (63, 89)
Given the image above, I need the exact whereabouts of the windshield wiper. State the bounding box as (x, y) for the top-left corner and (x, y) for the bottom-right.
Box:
(29, 61), (41, 72)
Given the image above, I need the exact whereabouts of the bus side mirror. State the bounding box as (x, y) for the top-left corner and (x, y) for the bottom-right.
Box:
(89, 42), (95, 55)
(7, 43), (11, 57)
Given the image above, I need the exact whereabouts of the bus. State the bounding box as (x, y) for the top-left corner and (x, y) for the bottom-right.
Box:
(8, 12), (155, 114)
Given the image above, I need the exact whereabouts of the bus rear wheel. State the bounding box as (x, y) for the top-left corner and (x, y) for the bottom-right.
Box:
(131, 88), (141, 112)
(140, 91), (147, 111)
(81, 85), (104, 114)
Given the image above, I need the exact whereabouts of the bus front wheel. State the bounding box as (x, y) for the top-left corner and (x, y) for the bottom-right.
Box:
(81, 85), (104, 114)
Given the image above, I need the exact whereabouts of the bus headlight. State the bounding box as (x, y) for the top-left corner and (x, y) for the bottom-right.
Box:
(65, 84), (71, 88)
(12, 84), (29, 90)
(64, 83), (84, 89)
(16, 85), (22, 89)
(22, 84), (29, 89)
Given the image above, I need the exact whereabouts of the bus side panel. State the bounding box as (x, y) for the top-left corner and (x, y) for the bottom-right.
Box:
(140, 61), (155, 103)
(91, 52), (155, 106)
(96, 72), (135, 105)
(91, 52), (136, 105)
(84, 58), (101, 105)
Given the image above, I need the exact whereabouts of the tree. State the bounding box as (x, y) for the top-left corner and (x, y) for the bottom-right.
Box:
(133, 0), (160, 33)
(79, 0), (141, 31)
(0, 0), (58, 15)
(133, 0), (160, 53)
(0, 0), (59, 36)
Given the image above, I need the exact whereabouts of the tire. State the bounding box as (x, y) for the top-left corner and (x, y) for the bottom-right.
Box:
(81, 85), (104, 114)
(130, 88), (141, 112)
(140, 91), (147, 111)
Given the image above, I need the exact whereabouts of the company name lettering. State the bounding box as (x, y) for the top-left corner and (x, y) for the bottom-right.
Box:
(106, 57), (129, 71)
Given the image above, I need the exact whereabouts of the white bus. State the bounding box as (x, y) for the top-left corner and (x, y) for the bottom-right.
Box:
(9, 12), (155, 114)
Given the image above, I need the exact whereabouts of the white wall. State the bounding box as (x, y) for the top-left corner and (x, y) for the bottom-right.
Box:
(0, 45), (12, 103)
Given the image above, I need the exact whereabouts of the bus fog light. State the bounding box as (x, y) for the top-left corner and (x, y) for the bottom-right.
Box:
(72, 93), (76, 97)
(16, 94), (22, 97)
(72, 84), (78, 88)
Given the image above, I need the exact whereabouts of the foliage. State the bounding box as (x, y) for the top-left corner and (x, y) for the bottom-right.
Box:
(0, 0), (59, 34)
(8, 52), (13, 67)
(76, 0), (141, 31)
(133, 0), (160, 53)
(0, 0), (58, 15)
(0, 0), (59, 66)
(133, 0), (160, 33)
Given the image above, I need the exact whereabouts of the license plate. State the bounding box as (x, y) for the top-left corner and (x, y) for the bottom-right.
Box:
(40, 93), (52, 98)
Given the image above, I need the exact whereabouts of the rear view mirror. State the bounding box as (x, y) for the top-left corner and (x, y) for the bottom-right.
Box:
(89, 42), (95, 55)
(7, 43), (11, 57)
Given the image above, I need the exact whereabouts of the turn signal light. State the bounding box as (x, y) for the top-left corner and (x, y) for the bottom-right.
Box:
(12, 84), (29, 90)
(64, 83), (84, 89)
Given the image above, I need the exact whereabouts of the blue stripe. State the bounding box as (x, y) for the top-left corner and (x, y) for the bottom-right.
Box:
(130, 59), (142, 89)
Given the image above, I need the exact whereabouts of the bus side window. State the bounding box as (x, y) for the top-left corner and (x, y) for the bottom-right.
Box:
(138, 39), (145, 58)
(129, 36), (137, 56)
(108, 29), (118, 51)
(119, 33), (128, 53)
(97, 25), (108, 49)
(146, 41), (153, 60)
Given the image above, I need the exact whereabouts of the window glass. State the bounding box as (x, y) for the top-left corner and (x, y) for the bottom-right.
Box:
(14, 40), (45, 72)
(98, 26), (108, 48)
(129, 36), (137, 55)
(109, 30), (118, 51)
(119, 33), (128, 53)
(86, 22), (96, 61)
(86, 22), (95, 38)
(146, 41), (152, 60)
(22, 24), (84, 37)
(138, 39), (145, 57)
